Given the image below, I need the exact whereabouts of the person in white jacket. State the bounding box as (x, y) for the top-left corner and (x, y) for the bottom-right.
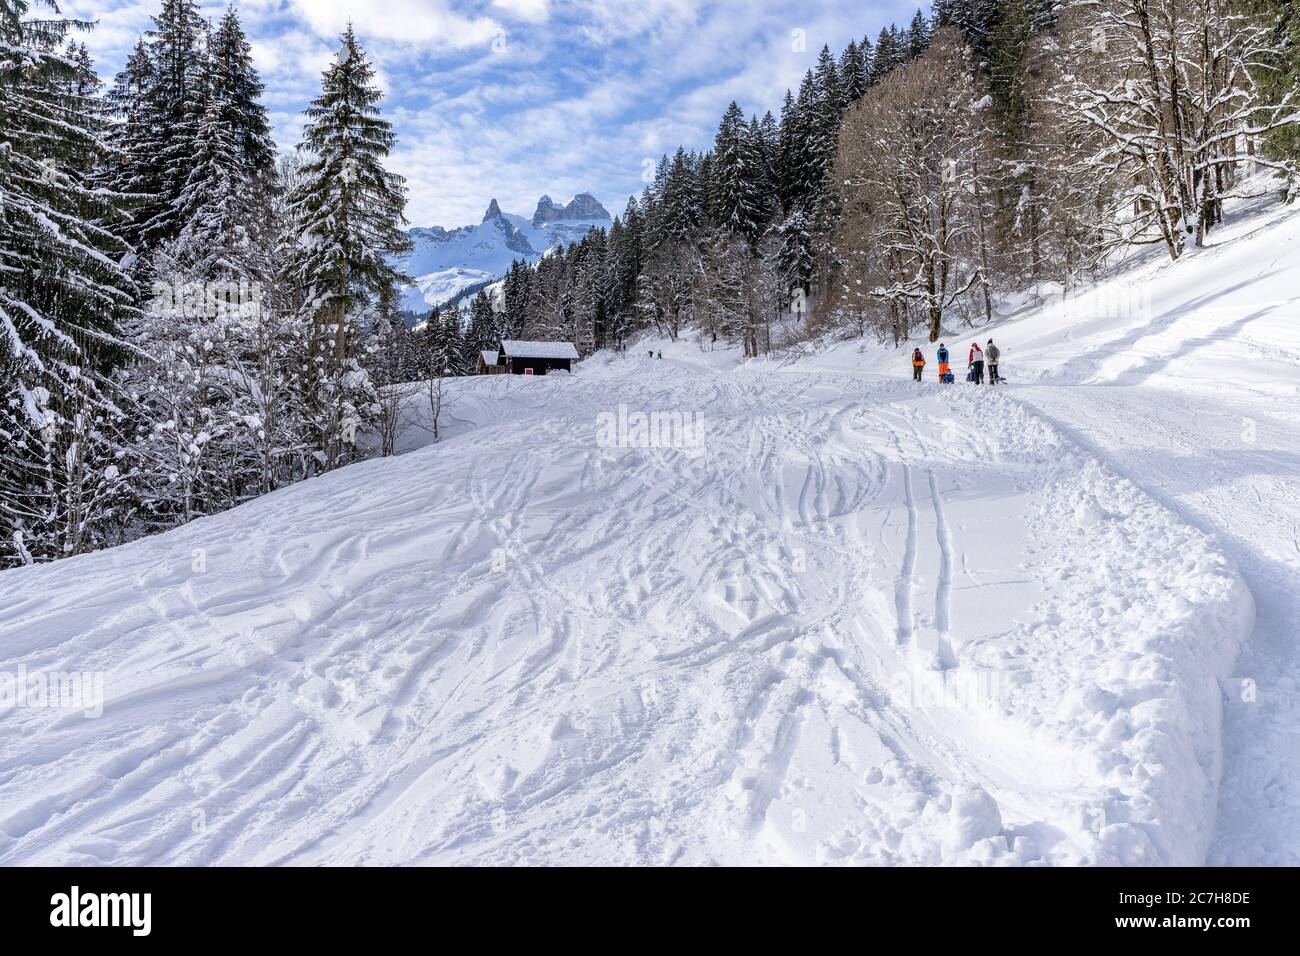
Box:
(986, 338), (1001, 385)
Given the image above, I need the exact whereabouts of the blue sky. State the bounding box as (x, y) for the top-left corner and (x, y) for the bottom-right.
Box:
(65, 0), (921, 227)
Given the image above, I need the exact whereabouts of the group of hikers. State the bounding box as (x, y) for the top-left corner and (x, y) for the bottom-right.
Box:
(911, 339), (1002, 386)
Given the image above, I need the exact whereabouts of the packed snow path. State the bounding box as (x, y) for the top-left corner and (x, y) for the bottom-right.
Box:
(0, 358), (1249, 865)
(1019, 385), (1299, 865)
(978, 192), (1300, 866)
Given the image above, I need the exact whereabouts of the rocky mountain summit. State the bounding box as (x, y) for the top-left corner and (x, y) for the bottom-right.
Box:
(394, 192), (612, 313)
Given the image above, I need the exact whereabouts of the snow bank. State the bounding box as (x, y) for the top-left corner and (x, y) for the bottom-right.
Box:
(941, 386), (1253, 864)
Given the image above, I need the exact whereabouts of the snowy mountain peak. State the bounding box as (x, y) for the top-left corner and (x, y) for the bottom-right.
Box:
(395, 191), (612, 314)
(531, 195), (560, 225)
(531, 192), (611, 227)
(566, 192), (611, 221)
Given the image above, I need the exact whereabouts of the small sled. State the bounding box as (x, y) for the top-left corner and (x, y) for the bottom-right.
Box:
(940, 372), (955, 384)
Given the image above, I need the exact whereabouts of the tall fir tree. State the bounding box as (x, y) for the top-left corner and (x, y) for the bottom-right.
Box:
(102, 38), (155, 251)
(753, 111), (781, 230)
(164, 6), (275, 281)
(907, 9), (932, 60)
(708, 101), (765, 242)
(208, 6), (276, 179)
(0, 0), (137, 565)
(776, 89), (805, 214)
(871, 26), (901, 83)
(284, 25), (410, 469)
(166, 92), (257, 278)
(423, 305), (465, 377)
(133, 0), (207, 262)
(286, 24), (410, 364)
(839, 39), (868, 107)
(810, 46), (844, 190)
(465, 290), (497, 364)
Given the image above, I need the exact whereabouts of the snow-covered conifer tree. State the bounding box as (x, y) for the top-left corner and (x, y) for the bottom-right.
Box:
(131, 0), (207, 264)
(284, 25), (409, 470)
(0, 0), (138, 566)
(708, 102), (765, 243)
(164, 5), (276, 281)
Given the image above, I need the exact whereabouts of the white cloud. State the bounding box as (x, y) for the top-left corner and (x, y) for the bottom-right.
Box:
(62, 0), (917, 228)
(491, 0), (549, 23)
(287, 0), (503, 50)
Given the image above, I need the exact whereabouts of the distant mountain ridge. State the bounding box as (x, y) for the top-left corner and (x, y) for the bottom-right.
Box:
(395, 192), (612, 314)
(531, 192), (609, 226)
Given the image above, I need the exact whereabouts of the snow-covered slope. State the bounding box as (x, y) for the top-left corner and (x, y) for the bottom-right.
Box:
(395, 193), (611, 313)
(0, 359), (1252, 865)
(3, 189), (1294, 867)
(990, 190), (1300, 867)
(825, 181), (1300, 865)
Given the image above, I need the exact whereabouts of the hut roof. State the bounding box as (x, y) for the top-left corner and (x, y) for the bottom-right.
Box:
(501, 340), (579, 361)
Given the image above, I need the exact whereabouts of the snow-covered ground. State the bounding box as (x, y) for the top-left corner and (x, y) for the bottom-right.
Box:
(989, 191), (1300, 866)
(792, 182), (1300, 865)
(1, 189), (1294, 866)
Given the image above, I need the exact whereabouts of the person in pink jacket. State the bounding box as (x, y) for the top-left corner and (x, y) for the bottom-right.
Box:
(968, 341), (984, 384)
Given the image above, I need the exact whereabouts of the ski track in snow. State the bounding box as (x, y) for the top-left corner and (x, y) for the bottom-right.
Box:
(894, 464), (918, 647)
(6, 190), (1297, 867)
(928, 470), (957, 671)
(0, 344), (1252, 865)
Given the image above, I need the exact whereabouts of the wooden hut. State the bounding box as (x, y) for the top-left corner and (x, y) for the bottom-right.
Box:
(499, 340), (579, 376)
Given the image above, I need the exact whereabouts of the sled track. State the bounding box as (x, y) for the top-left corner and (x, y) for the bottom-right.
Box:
(894, 464), (919, 646)
(927, 469), (956, 669)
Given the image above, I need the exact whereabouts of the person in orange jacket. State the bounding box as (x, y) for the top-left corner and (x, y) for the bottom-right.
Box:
(911, 346), (926, 382)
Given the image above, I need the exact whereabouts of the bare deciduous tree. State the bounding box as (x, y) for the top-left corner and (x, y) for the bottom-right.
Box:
(1050, 0), (1300, 261)
(832, 29), (990, 343)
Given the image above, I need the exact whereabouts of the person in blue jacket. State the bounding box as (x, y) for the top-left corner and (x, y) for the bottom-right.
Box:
(936, 343), (951, 383)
